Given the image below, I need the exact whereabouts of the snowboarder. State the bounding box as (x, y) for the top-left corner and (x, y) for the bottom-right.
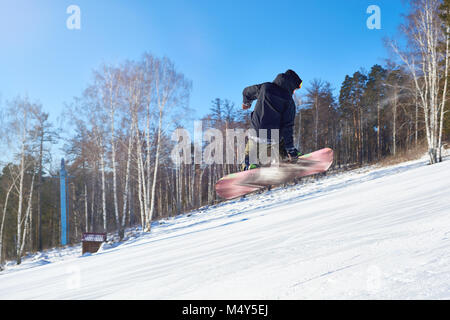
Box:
(241, 69), (303, 170)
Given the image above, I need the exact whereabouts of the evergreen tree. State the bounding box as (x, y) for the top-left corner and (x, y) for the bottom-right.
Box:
(365, 64), (388, 159)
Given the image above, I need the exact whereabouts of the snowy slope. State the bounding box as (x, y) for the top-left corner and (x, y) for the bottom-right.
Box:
(1, 155), (450, 299)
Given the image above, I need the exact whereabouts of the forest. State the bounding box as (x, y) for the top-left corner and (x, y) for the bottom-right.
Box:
(1, 0), (449, 267)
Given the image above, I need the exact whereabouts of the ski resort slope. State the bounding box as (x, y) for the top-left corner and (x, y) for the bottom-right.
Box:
(1, 156), (450, 299)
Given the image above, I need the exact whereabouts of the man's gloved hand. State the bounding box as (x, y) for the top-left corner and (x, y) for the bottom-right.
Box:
(242, 103), (251, 110)
(286, 147), (302, 161)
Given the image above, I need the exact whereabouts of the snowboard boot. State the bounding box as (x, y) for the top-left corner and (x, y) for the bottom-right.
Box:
(241, 156), (260, 171)
(282, 150), (303, 163)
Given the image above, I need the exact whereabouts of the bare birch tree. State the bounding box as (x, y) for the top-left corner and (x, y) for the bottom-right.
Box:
(4, 96), (39, 264)
(390, 0), (449, 163)
(0, 167), (19, 268)
(145, 56), (191, 232)
(97, 65), (122, 234)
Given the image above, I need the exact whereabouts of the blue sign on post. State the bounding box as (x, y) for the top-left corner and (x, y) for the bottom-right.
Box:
(60, 159), (67, 246)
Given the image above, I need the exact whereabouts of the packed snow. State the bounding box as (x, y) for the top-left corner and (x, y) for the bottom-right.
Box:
(1, 153), (450, 299)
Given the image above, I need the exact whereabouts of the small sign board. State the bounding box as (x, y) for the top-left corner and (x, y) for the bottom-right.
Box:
(81, 232), (106, 254)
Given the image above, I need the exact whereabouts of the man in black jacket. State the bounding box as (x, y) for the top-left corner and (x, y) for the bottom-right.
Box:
(241, 69), (303, 170)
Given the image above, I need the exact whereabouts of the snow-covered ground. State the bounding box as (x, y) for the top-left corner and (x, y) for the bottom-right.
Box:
(1, 153), (450, 299)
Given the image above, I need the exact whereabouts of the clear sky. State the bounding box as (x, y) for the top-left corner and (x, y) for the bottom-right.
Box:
(0, 0), (408, 125)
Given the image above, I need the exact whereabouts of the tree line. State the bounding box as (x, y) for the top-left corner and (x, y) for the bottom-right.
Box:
(1, 0), (449, 268)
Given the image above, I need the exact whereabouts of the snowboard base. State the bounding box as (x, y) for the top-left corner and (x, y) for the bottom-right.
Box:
(215, 148), (334, 199)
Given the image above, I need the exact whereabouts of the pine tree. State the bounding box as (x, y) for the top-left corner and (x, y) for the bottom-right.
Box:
(365, 65), (388, 159)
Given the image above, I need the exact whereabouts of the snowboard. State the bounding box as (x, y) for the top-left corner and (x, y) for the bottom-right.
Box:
(215, 148), (334, 200)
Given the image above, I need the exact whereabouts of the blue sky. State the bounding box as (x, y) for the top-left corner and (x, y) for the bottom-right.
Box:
(0, 0), (407, 125)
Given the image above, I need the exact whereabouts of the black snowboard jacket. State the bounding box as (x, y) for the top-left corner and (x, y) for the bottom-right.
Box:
(242, 70), (302, 151)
